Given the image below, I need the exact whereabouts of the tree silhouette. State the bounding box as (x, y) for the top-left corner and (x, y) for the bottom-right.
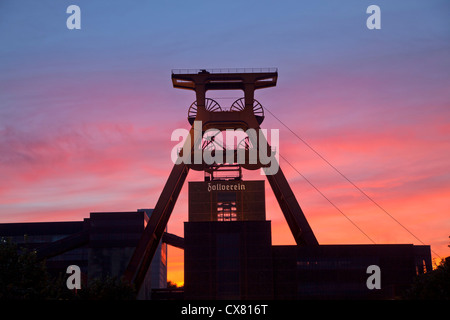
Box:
(404, 256), (450, 300)
(0, 238), (135, 300)
(0, 238), (49, 299)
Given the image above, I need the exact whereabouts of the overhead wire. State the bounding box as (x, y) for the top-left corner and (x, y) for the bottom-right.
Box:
(279, 154), (376, 244)
(264, 106), (442, 259)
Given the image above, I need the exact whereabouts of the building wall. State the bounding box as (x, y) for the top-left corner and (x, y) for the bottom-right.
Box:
(184, 221), (274, 300)
(85, 211), (167, 299)
(184, 222), (432, 300)
(272, 244), (432, 299)
(188, 180), (266, 222)
(185, 179), (272, 299)
(87, 211), (147, 280)
(0, 210), (167, 300)
(0, 221), (89, 276)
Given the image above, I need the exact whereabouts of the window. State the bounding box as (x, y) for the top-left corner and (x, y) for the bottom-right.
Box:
(217, 193), (237, 221)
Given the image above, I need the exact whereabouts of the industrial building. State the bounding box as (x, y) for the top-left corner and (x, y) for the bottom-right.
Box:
(0, 209), (167, 299)
(184, 179), (431, 299)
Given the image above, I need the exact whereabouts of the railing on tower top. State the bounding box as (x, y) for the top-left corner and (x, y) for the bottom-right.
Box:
(171, 68), (278, 74)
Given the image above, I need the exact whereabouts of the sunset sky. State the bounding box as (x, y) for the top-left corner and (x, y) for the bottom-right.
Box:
(1, 0), (449, 285)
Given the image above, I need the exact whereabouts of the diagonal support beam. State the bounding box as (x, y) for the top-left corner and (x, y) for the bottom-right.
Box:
(36, 229), (89, 261)
(162, 232), (185, 250)
(266, 166), (318, 246)
(123, 162), (189, 290)
(255, 125), (318, 246)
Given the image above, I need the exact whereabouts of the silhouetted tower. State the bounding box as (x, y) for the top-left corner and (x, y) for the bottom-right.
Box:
(124, 68), (318, 293)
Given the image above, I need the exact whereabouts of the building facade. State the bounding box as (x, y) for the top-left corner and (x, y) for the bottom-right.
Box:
(184, 179), (432, 300)
(273, 244), (431, 299)
(0, 209), (166, 299)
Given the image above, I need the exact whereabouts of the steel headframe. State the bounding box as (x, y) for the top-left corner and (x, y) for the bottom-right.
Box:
(123, 68), (318, 293)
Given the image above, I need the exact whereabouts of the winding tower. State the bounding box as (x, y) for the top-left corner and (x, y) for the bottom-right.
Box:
(124, 68), (318, 292)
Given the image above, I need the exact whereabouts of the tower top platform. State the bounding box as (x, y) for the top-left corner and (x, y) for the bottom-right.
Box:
(172, 67), (277, 74)
(171, 68), (278, 91)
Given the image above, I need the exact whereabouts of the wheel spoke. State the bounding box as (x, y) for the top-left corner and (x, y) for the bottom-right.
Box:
(188, 99), (222, 124)
(231, 98), (265, 120)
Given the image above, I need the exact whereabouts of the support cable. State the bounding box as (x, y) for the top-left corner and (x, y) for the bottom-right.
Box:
(265, 106), (442, 258)
(280, 154), (376, 244)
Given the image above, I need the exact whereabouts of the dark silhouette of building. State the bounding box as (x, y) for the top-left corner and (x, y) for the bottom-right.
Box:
(0, 209), (166, 299)
(185, 180), (273, 299)
(272, 244), (431, 299)
(184, 179), (431, 299)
